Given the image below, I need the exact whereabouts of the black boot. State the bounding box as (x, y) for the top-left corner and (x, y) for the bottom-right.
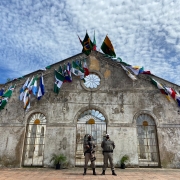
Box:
(83, 168), (87, 175)
(112, 170), (117, 176)
(93, 168), (96, 175)
(101, 170), (105, 175)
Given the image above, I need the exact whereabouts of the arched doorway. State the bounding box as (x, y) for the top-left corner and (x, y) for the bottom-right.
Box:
(136, 113), (161, 167)
(23, 112), (46, 166)
(76, 109), (106, 166)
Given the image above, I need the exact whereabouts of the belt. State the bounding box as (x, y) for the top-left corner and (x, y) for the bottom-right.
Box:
(103, 150), (113, 153)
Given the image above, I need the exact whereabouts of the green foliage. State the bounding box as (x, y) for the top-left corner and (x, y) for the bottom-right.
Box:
(50, 153), (66, 165)
(6, 78), (12, 82)
(120, 155), (129, 164)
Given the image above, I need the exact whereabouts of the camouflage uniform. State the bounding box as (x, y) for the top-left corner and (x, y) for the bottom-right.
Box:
(101, 134), (117, 176)
(83, 134), (96, 175)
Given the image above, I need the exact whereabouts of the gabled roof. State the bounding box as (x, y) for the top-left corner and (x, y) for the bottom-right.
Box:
(2, 50), (180, 89)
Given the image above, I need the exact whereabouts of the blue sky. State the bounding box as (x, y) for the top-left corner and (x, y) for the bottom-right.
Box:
(0, 0), (180, 85)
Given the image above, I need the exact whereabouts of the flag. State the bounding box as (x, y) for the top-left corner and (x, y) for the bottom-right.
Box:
(165, 87), (180, 106)
(83, 60), (89, 76)
(93, 30), (96, 50)
(82, 32), (93, 56)
(58, 65), (64, 75)
(0, 85), (15, 110)
(67, 62), (72, 82)
(63, 64), (72, 82)
(45, 65), (51, 69)
(139, 67), (145, 74)
(141, 70), (151, 75)
(37, 75), (45, 100)
(23, 88), (30, 110)
(37, 86), (42, 100)
(175, 92), (180, 106)
(0, 89), (4, 97)
(126, 66), (143, 75)
(0, 89), (6, 110)
(32, 76), (38, 96)
(121, 65), (137, 81)
(3, 85), (15, 98)
(101, 35), (116, 57)
(151, 78), (170, 101)
(165, 87), (176, 99)
(54, 70), (65, 94)
(27, 76), (34, 88)
(19, 78), (29, 101)
(79, 60), (82, 68)
(120, 61), (131, 66)
(111, 57), (122, 62)
(0, 97), (8, 110)
(71, 61), (85, 80)
(27, 76), (34, 93)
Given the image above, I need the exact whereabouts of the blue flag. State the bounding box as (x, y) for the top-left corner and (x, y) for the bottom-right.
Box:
(37, 75), (45, 100)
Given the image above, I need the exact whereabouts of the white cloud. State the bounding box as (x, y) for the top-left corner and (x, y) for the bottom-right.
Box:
(0, 0), (180, 86)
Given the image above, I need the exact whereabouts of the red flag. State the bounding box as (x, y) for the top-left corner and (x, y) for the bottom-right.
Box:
(83, 60), (89, 76)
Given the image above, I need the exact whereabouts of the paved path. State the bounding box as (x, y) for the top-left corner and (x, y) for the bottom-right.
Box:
(0, 167), (180, 180)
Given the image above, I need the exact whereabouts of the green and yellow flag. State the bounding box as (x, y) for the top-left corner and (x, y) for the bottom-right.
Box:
(82, 32), (93, 56)
(101, 35), (116, 57)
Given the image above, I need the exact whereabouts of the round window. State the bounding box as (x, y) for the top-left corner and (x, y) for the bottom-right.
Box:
(81, 71), (103, 91)
(84, 74), (100, 88)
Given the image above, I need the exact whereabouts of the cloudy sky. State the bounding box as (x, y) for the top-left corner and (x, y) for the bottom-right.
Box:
(0, 0), (180, 85)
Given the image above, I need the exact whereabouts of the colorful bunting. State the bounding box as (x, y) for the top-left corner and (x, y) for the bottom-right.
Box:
(121, 65), (137, 81)
(165, 87), (180, 106)
(151, 78), (170, 101)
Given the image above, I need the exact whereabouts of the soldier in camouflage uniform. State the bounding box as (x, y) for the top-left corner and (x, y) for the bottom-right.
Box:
(101, 134), (117, 176)
(83, 134), (96, 175)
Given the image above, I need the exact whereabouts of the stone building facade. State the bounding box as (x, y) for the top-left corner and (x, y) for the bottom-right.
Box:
(0, 51), (180, 168)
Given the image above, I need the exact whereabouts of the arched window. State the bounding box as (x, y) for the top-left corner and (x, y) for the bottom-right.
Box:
(76, 109), (106, 166)
(23, 113), (46, 166)
(136, 113), (160, 167)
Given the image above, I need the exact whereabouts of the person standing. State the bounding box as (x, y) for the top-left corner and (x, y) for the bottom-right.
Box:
(101, 134), (117, 176)
(83, 134), (96, 175)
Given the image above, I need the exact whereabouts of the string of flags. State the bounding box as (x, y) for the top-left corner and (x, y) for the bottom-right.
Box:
(1, 31), (180, 110)
(19, 75), (45, 111)
(54, 59), (89, 94)
(77, 31), (180, 106)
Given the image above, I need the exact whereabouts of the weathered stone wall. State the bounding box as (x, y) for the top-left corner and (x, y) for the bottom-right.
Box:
(0, 126), (24, 167)
(158, 127), (180, 168)
(0, 51), (180, 168)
